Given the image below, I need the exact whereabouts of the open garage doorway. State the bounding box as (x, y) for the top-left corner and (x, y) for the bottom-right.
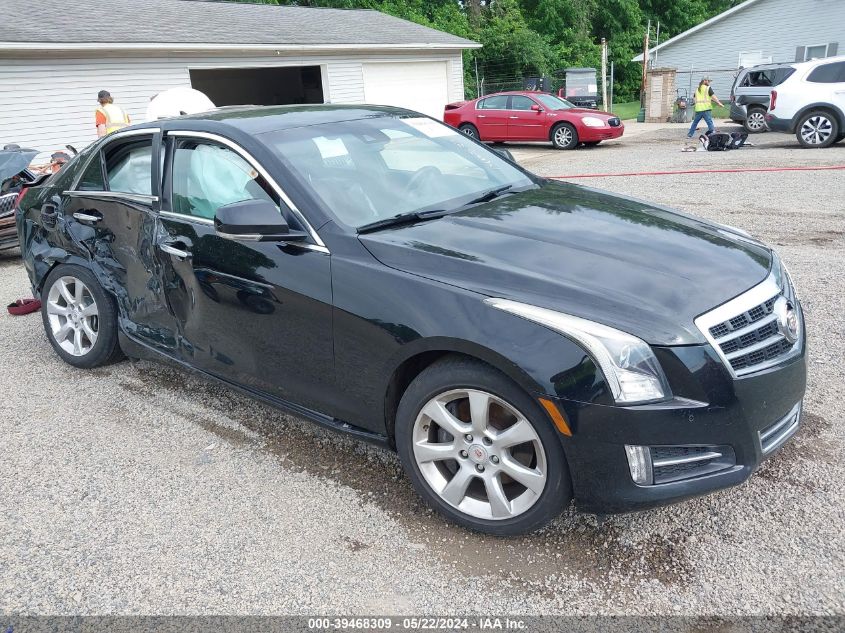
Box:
(189, 66), (324, 107)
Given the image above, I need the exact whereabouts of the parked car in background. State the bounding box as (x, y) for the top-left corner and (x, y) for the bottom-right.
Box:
(766, 55), (845, 147)
(17, 105), (805, 535)
(1, 145), (43, 251)
(729, 63), (796, 133)
(444, 91), (623, 149)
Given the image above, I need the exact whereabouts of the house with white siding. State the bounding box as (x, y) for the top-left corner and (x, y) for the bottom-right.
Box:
(0, 0), (478, 160)
(634, 0), (843, 97)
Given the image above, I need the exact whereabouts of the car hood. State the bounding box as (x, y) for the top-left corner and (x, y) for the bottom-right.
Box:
(358, 181), (772, 345)
(0, 149), (37, 182)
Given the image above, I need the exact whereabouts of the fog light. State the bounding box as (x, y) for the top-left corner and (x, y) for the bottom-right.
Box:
(624, 445), (653, 485)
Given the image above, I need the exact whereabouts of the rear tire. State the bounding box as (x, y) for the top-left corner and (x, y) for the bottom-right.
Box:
(551, 123), (578, 150)
(743, 106), (767, 133)
(795, 110), (839, 148)
(458, 123), (480, 140)
(395, 355), (572, 535)
(41, 264), (123, 368)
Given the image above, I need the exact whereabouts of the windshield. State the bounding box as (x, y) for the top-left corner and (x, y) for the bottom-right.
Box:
(260, 116), (534, 229)
(534, 94), (574, 110)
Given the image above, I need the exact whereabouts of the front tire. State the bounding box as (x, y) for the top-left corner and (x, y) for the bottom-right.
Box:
(395, 356), (572, 535)
(795, 110), (839, 148)
(743, 106), (767, 133)
(551, 123), (578, 150)
(458, 123), (480, 140)
(41, 265), (123, 368)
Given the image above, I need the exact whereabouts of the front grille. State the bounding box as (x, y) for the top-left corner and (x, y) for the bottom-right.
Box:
(695, 273), (800, 378)
(760, 401), (801, 454)
(0, 192), (16, 218)
(650, 445), (736, 484)
(608, 117), (621, 127)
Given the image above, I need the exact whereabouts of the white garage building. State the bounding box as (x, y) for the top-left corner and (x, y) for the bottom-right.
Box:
(0, 0), (479, 160)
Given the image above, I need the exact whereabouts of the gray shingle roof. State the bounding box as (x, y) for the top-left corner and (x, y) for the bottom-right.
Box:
(3, 0), (478, 48)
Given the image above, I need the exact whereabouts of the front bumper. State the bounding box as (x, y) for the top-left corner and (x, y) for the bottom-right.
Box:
(554, 340), (807, 514)
(580, 123), (624, 142)
(765, 114), (793, 133)
(0, 213), (19, 250)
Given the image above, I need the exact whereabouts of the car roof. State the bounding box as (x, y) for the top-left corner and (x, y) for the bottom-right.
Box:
(739, 62), (797, 72)
(129, 103), (423, 136)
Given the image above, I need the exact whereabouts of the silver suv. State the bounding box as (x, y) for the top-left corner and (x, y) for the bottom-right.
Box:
(730, 63), (797, 133)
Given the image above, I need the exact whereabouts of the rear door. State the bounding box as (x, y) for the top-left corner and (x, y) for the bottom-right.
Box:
(806, 61), (845, 118)
(506, 95), (548, 140)
(155, 130), (334, 412)
(62, 130), (179, 352)
(474, 95), (510, 140)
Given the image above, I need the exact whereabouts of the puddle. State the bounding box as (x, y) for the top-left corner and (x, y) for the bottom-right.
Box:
(117, 359), (694, 591)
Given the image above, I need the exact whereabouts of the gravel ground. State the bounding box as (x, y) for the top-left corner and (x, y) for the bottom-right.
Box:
(1, 124), (843, 617)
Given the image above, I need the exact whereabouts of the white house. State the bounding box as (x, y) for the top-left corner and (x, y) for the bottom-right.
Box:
(634, 0), (843, 96)
(0, 0), (479, 160)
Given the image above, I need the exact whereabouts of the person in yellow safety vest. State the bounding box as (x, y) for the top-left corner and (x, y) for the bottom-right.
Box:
(95, 90), (130, 137)
(686, 77), (724, 139)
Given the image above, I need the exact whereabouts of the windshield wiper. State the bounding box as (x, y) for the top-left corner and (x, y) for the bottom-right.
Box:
(464, 184), (515, 206)
(357, 209), (454, 234)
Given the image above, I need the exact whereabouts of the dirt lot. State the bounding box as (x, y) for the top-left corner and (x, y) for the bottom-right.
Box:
(1, 123), (843, 616)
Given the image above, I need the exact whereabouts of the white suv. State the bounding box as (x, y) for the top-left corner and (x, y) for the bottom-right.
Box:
(766, 55), (845, 148)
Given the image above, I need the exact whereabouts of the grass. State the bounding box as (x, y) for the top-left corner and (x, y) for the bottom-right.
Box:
(608, 100), (731, 121)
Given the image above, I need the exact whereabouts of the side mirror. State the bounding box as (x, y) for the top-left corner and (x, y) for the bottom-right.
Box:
(531, 104), (543, 112)
(214, 199), (308, 242)
(494, 148), (516, 163)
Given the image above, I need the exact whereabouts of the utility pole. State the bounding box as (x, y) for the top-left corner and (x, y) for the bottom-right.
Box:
(639, 19), (650, 121)
(600, 38), (608, 112)
(609, 61), (615, 113)
(474, 58), (480, 98)
(654, 21), (661, 67)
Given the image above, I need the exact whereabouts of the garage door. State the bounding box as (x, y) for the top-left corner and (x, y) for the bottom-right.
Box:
(363, 61), (449, 120)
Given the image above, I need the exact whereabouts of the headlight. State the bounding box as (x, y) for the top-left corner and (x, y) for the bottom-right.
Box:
(485, 298), (670, 405)
(772, 252), (797, 302)
(581, 116), (606, 127)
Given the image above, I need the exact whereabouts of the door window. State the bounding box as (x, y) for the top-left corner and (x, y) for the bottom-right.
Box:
(807, 62), (845, 83)
(105, 139), (153, 196)
(170, 139), (279, 220)
(510, 96), (536, 111)
(477, 95), (509, 110)
(77, 153), (106, 191)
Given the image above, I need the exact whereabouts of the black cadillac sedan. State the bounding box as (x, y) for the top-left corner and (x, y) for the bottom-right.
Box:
(16, 105), (806, 535)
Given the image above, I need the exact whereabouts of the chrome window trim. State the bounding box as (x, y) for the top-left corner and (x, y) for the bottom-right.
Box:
(160, 209), (214, 226)
(69, 128), (161, 192)
(694, 272), (801, 379)
(166, 130), (328, 251)
(66, 190), (158, 205)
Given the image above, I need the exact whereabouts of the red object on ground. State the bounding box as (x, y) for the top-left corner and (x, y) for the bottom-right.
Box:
(7, 298), (41, 315)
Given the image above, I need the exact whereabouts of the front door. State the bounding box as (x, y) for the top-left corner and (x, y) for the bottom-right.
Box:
(506, 95), (548, 141)
(475, 95), (511, 140)
(62, 131), (179, 353)
(155, 132), (334, 412)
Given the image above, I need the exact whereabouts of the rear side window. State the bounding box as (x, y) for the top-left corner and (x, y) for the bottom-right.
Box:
(477, 96), (509, 110)
(105, 138), (153, 195)
(807, 62), (845, 83)
(741, 68), (795, 87)
(76, 154), (106, 191)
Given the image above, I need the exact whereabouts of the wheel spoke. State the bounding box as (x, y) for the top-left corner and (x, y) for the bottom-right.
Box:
(73, 328), (84, 355)
(440, 466), (475, 506)
(468, 391), (490, 435)
(80, 303), (98, 318)
(74, 280), (85, 304)
(82, 320), (97, 344)
(499, 455), (545, 494)
(495, 419), (536, 448)
(421, 399), (469, 439)
(47, 301), (71, 316)
(485, 474), (512, 518)
(414, 440), (456, 463)
(54, 323), (73, 342)
(58, 279), (74, 305)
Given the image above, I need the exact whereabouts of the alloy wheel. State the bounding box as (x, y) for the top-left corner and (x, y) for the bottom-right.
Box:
(46, 276), (99, 356)
(412, 389), (547, 520)
(554, 126), (573, 147)
(746, 111), (766, 132)
(800, 115), (833, 146)
(461, 126), (476, 138)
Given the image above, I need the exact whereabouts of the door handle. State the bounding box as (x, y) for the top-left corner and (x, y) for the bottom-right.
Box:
(477, 115), (486, 118)
(509, 116), (519, 119)
(73, 211), (102, 223)
(159, 241), (191, 260)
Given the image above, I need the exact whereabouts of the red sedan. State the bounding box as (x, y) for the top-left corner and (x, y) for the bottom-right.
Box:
(443, 91), (624, 150)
